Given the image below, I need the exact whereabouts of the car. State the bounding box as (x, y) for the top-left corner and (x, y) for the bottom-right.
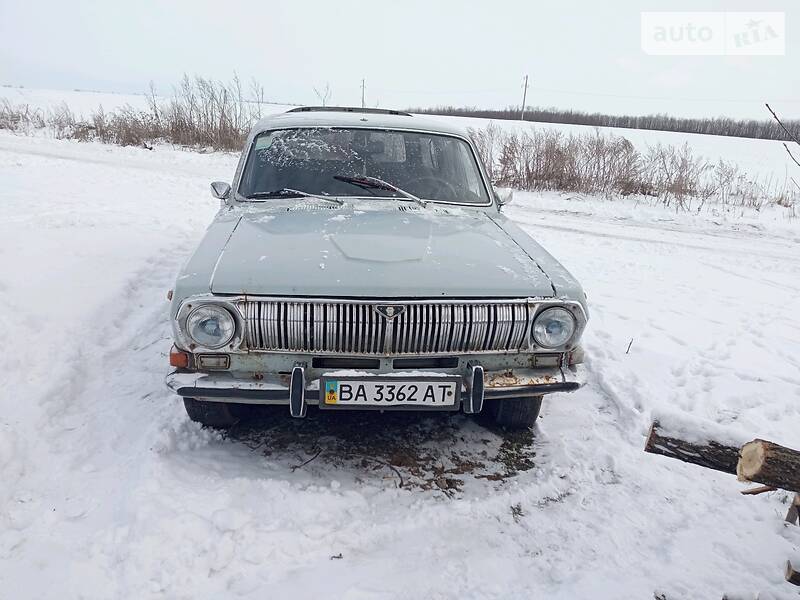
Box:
(165, 106), (588, 429)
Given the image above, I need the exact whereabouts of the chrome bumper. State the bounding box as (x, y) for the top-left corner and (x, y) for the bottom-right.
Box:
(165, 366), (583, 408)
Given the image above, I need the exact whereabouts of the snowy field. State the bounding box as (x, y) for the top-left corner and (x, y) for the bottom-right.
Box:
(2, 84), (796, 186)
(0, 122), (799, 599)
(0, 86), (153, 116)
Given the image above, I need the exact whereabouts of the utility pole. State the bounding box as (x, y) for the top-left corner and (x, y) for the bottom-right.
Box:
(520, 75), (529, 121)
(361, 78), (366, 108)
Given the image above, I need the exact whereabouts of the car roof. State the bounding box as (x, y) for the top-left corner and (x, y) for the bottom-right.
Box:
(249, 107), (472, 139)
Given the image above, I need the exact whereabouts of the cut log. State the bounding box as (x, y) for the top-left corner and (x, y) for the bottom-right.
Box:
(737, 440), (800, 493)
(786, 560), (800, 586)
(786, 493), (799, 525)
(644, 421), (740, 475)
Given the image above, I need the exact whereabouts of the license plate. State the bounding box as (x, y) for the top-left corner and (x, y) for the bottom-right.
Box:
(320, 377), (460, 408)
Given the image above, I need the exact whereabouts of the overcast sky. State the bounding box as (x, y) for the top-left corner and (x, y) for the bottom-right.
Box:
(1, 0), (797, 119)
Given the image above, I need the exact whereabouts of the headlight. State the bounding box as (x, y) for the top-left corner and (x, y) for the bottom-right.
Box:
(532, 307), (576, 349)
(186, 305), (235, 349)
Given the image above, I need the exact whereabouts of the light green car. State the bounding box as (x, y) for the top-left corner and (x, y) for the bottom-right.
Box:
(166, 107), (588, 429)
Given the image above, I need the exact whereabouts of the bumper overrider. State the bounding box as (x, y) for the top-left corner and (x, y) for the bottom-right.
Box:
(165, 364), (584, 416)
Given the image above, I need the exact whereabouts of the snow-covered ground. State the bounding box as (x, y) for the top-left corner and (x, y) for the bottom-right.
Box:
(1, 127), (799, 600)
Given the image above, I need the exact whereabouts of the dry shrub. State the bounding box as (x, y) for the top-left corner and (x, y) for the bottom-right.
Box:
(471, 124), (798, 211)
(0, 75), (268, 151)
(0, 99), (45, 131)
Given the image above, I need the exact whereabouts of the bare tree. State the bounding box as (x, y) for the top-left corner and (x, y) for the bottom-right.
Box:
(250, 77), (265, 120)
(313, 83), (332, 106)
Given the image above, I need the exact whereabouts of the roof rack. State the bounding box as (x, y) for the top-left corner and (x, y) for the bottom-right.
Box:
(287, 106), (412, 117)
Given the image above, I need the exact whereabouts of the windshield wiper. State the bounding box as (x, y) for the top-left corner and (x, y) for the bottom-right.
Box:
(246, 188), (343, 206)
(333, 175), (426, 207)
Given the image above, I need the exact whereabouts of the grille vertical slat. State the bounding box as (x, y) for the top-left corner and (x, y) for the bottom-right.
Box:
(243, 299), (534, 354)
(444, 304), (455, 352)
(415, 305), (422, 353)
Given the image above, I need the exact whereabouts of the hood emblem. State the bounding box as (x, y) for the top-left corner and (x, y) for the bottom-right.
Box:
(375, 305), (405, 320)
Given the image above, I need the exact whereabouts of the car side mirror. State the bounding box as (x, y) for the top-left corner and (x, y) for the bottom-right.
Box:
(495, 188), (513, 209)
(211, 181), (231, 200)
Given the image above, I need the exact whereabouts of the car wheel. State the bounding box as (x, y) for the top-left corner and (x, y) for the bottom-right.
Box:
(183, 398), (239, 429)
(484, 396), (543, 429)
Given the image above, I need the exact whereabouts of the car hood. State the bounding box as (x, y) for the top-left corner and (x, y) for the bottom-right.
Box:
(209, 202), (556, 298)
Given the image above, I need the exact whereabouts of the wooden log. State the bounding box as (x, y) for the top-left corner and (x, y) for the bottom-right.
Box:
(786, 560), (800, 586)
(737, 440), (800, 493)
(786, 493), (799, 525)
(644, 421), (740, 475)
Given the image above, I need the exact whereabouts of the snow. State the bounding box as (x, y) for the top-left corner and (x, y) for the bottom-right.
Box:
(652, 409), (752, 448)
(1, 115), (800, 598)
(0, 85), (152, 116)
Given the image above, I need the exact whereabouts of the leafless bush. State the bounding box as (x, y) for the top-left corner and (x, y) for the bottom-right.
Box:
(149, 74), (254, 149)
(470, 123), (503, 182)
(476, 127), (653, 198)
(0, 100), (45, 131)
(471, 126), (797, 210)
(639, 143), (713, 210)
(0, 75), (268, 150)
(49, 103), (96, 141)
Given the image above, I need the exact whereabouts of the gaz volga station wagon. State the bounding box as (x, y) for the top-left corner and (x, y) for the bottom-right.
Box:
(166, 107), (588, 429)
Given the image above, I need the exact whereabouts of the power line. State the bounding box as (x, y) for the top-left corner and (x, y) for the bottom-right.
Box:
(524, 86), (800, 105)
(366, 84), (800, 105)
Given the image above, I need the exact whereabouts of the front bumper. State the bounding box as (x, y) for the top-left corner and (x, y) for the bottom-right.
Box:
(165, 366), (583, 409)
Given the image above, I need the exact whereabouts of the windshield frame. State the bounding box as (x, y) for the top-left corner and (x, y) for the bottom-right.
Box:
(232, 125), (495, 208)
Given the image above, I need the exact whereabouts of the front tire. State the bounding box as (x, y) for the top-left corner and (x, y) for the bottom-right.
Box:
(183, 398), (238, 429)
(484, 396), (543, 429)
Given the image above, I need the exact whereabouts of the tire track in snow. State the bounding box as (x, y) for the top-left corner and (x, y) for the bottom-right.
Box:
(511, 212), (799, 262)
(0, 133), (238, 179)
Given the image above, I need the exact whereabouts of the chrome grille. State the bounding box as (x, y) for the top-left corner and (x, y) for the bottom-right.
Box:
(242, 299), (532, 355)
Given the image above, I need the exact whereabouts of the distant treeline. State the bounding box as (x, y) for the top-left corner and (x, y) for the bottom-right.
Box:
(411, 106), (800, 142)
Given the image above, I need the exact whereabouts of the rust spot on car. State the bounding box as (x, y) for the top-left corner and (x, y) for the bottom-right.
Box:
(485, 370), (558, 388)
(253, 372), (264, 381)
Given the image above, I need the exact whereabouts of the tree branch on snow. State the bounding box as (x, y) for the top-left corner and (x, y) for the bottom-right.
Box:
(739, 485), (777, 496)
(766, 103), (800, 146)
(782, 143), (800, 169)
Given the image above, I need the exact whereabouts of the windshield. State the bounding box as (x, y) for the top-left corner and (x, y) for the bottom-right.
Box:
(237, 127), (490, 204)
